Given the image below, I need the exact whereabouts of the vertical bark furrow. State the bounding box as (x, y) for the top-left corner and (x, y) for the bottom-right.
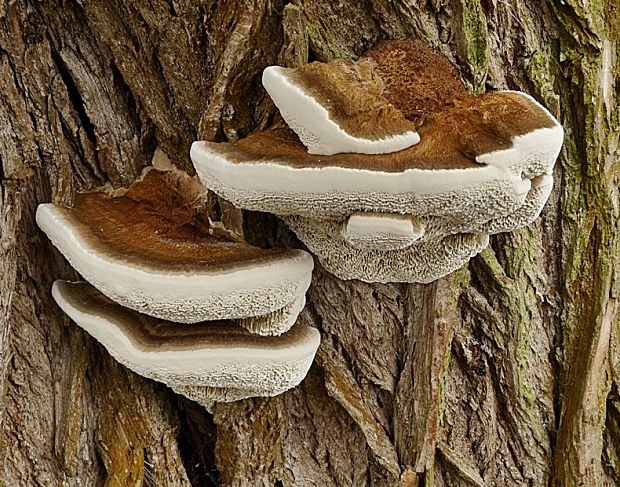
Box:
(1, 0), (618, 485)
(550, 1), (620, 483)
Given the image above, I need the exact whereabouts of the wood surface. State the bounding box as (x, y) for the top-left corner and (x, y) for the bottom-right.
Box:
(1, 1), (618, 485)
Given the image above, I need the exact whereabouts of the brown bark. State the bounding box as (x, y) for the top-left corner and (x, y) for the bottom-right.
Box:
(1, 0), (618, 486)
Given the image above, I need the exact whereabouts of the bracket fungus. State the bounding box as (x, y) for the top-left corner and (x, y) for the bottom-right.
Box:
(37, 167), (313, 335)
(52, 281), (320, 408)
(342, 212), (425, 251)
(191, 38), (564, 283)
(262, 60), (420, 155)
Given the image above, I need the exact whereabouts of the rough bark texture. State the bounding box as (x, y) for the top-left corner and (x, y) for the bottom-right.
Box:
(1, 1), (618, 486)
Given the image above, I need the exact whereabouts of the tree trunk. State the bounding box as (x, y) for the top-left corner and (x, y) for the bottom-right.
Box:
(1, 1), (618, 485)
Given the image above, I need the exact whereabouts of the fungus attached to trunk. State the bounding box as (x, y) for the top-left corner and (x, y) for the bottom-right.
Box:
(190, 38), (563, 283)
(342, 212), (425, 251)
(262, 61), (419, 155)
(283, 217), (489, 283)
(37, 167), (313, 334)
(191, 90), (562, 221)
(52, 281), (320, 408)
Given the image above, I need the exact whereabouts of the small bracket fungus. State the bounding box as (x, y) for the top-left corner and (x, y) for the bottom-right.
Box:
(37, 167), (313, 334)
(263, 61), (419, 155)
(342, 213), (425, 251)
(52, 281), (320, 408)
(190, 39), (563, 283)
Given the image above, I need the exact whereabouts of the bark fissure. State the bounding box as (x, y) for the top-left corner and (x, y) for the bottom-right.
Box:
(1, 0), (618, 485)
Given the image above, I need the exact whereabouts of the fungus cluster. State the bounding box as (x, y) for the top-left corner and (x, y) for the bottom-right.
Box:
(38, 167), (318, 408)
(39, 37), (563, 409)
(191, 38), (563, 283)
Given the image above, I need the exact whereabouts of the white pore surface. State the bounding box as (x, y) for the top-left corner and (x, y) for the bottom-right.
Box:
(239, 290), (308, 336)
(282, 172), (554, 282)
(171, 384), (297, 408)
(479, 174), (554, 234)
(285, 216), (489, 283)
(52, 280), (320, 394)
(37, 204), (313, 327)
(342, 213), (424, 250)
(262, 66), (420, 155)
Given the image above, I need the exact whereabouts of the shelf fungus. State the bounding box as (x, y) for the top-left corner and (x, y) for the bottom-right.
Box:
(36, 167), (313, 334)
(262, 61), (420, 155)
(191, 38), (564, 283)
(52, 280), (320, 407)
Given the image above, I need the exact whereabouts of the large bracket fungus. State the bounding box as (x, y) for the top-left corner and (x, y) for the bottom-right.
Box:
(37, 167), (313, 335)
(52, 281), (320, 408)
(191, 38), (563, 283)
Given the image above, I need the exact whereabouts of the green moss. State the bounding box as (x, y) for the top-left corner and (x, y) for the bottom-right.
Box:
(461, 0), (489, 91)
(479, 247), (512, 287)
(560, 133), (584, 222)
(515, 312), (536, 403)
(481, 237), (542, 405)
(526, 51), (557, 101)
(506, 229), (550, 404)
(451, 265), (472, 291)
(304, 24), (353, 61)
(547, 0), (603, 47)
(576, 0), (606, 37)
(437, 270), (469, 428)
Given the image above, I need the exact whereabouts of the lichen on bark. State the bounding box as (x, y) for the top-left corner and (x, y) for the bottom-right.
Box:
(1, 0), (618, 486)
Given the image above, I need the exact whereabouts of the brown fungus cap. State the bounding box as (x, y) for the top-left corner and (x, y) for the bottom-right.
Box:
(197, 89), (557, 172)
(262, 60), (420, 155)
(362, 38), (468, 125)
(36, 167), (313, 330)
(194, 91), (558, 185)
(68, 169), (293, 270)
(52, 280), (320, 406)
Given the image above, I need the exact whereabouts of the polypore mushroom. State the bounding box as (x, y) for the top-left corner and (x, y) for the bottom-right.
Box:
(283, 217), (489, 283)
(36, 167), (313, 334)
(341, 212), (425, 251)
(190, 39), (563, 283)
(52, 280), (320, 408)
(262, 60), (419, 155)
(190, 90), (562, 223)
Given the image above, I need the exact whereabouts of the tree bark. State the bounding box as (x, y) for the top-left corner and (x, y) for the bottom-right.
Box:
(1, 1), (618, 486)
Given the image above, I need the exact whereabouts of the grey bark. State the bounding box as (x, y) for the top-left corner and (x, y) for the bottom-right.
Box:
(1, 1), (619, 486)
